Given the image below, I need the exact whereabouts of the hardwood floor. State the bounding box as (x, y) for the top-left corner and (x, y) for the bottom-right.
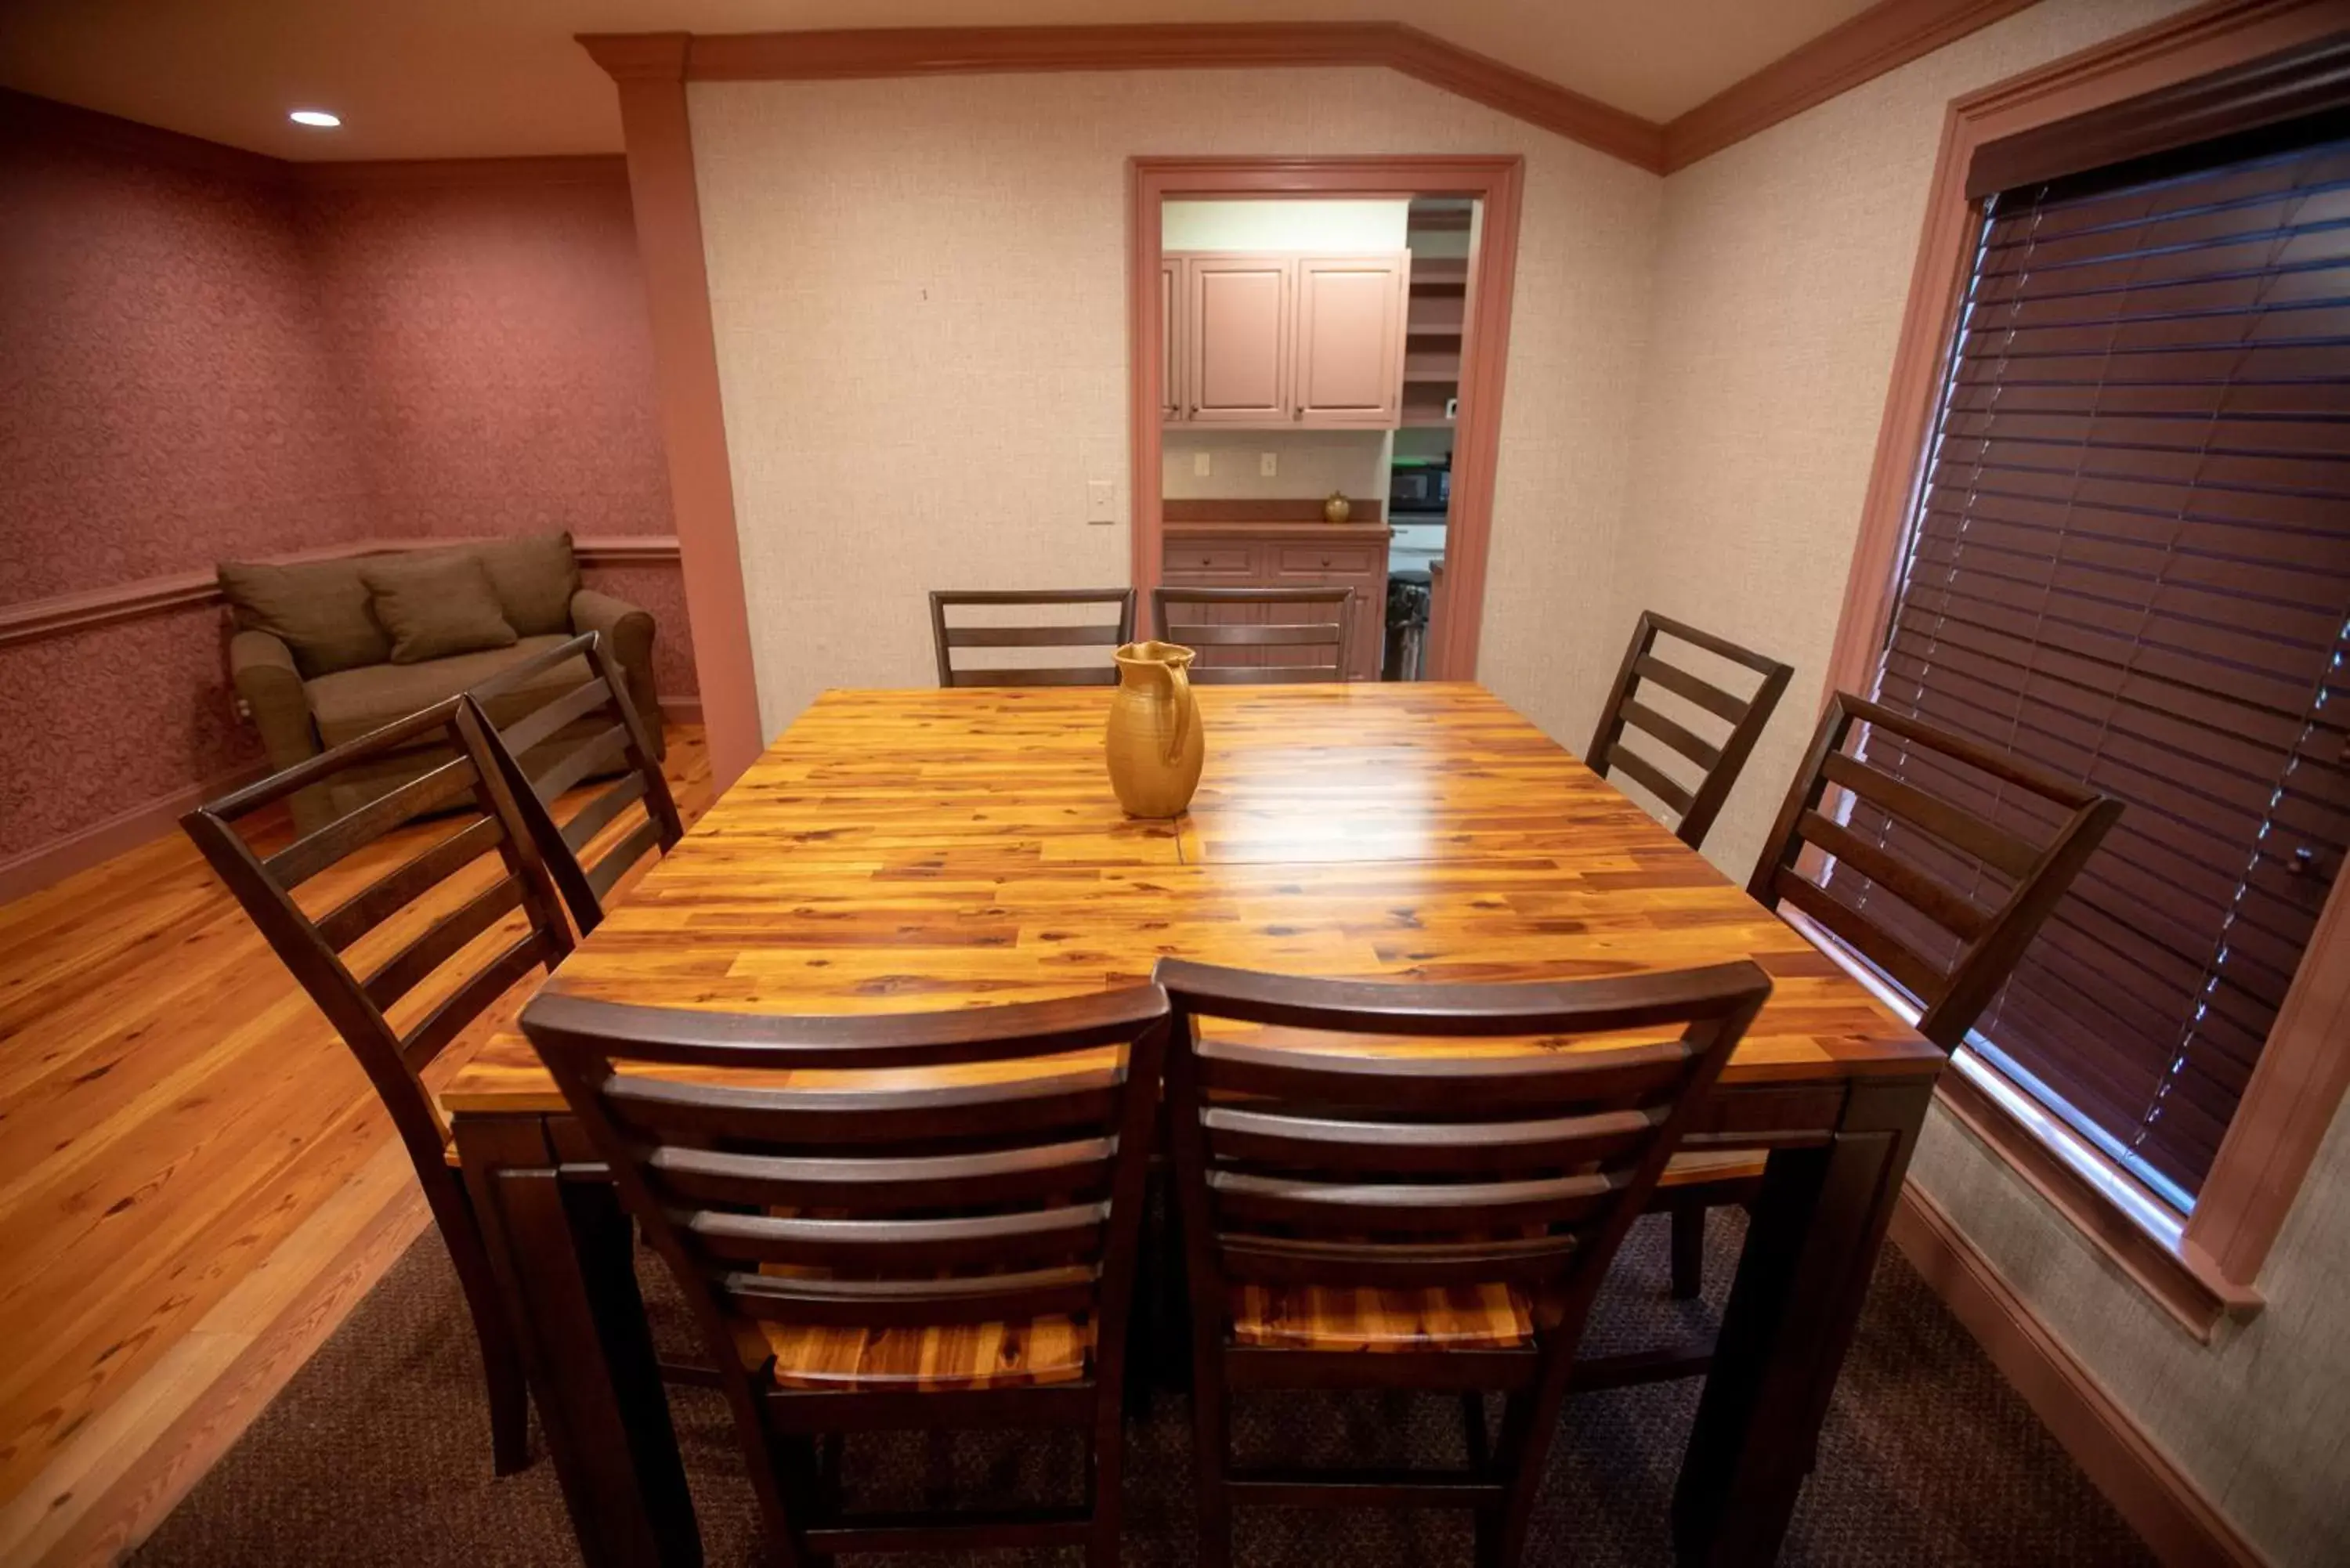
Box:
(0, 725), (710, 1567)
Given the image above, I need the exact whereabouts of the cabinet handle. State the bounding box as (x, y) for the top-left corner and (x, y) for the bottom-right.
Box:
(1321, 557), (1332, 567)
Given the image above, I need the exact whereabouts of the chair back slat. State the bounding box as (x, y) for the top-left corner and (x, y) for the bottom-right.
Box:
(315, 816), (504, 952)
(265, 752), (480, 889)
(360, 873), (525, 1010)
(182, 697), (574, 1175)
(1159, 957), (1769, 1307)
(1587, 612), (1793, 849)
(1750, 691), (2122, 1050)
(398, 930), (557, 1071)
(1153, 587), (1354, 684)
(523, 984), (1168, 1340)
(929, 589), (1136, 688)
(600, 1064), (1125, 1147)
(465, 630), (684, 935)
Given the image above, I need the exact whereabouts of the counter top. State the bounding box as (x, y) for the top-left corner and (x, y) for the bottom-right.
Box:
(1162, 520), (1393, 540)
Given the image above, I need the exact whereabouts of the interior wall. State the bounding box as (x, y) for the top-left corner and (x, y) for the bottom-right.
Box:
(0, 99), (689, 873)
(691, 67), (1662, 737)
(1619, 1), (2349, 1561)
(1161, 197), (1410, 250)
(1160, 430), (1390, 504)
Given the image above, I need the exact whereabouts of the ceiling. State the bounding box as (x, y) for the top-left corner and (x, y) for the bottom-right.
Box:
(0, 0), (1884, 163)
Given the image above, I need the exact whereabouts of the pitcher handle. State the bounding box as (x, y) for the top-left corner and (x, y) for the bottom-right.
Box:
(1162, 659), (1191, 766)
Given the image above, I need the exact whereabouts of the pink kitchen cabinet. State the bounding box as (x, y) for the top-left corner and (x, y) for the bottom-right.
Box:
(1163, 251), (1408, 430)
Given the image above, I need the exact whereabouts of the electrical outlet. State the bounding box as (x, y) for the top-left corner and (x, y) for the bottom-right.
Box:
(1259, 451), (1278, 478)
(1085, 479), (1116, 524)
(1192, 450), (1212, 478)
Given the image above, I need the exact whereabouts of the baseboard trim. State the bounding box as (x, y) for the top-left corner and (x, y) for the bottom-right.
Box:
(0, 760), (268, 908)
(1890, 1183), (2267, 1568)
(656, 694), (703, 724)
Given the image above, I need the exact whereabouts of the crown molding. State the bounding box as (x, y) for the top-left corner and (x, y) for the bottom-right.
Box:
(1661, 0), (2043, 170)
(591, 21), (1668, 173)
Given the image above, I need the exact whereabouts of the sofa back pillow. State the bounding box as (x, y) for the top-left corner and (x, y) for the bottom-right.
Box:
(360, 553), (519, 664)
(471, 533), (580, 637)
(217, 557), (392, 677)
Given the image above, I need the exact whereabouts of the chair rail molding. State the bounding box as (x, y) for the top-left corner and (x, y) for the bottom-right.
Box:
(0, 537), (685, 650)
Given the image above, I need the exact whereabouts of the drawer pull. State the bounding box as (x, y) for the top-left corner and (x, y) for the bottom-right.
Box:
(1320, 556), (1332, 567)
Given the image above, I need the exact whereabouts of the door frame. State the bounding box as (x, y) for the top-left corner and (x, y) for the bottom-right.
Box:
(1127, 155), (1524, 680)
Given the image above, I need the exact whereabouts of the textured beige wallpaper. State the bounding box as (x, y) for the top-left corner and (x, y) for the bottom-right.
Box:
(1629, 1), (2350, 1562)
(689, 66), (1659, 742)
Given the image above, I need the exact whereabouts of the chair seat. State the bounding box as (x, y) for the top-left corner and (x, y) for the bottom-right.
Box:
(754, 1316), (1094, 1391)
(1657, 1149), (1769, 1187)
(1229, 1283), (1533, 1352)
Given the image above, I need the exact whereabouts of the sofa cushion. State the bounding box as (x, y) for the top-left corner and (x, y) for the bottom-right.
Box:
(306, 634), (585, 750)
(360, 553), (519, 664)
(217, 557), (391, 678)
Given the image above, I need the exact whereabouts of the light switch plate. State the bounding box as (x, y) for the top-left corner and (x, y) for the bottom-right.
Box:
(1192, 450), (1212, 477)
(1259, 451), (1278, 477)
(1086, 479), (1116, 524)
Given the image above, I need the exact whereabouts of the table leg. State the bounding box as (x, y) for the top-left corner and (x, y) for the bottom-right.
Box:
(457, 1116), (703, 1568)
(1672, 1078), (1932, 1566)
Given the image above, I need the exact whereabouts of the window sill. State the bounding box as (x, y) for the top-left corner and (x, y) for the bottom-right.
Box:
(1780, 907), (2263, 1344)
(1933, 1050), (2260, 1344)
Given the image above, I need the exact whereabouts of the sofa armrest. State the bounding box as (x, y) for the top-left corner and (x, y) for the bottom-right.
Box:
(569, 588), (664, 758)
(230, 630), (320, 772)
(230, 629), (338, 833)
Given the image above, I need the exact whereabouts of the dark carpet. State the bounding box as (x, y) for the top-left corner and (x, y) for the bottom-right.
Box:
(131, 1212), (2154, 1566)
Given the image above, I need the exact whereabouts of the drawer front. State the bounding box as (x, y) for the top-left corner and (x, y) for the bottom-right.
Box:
(1162, 542), (1260, 578)
(1275, 542), (1379, 577)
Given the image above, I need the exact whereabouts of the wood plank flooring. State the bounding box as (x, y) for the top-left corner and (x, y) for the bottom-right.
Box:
(0, 725), (710, 1566)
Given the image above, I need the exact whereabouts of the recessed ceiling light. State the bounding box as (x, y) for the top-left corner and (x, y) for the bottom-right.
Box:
(288, 109), (341, 128)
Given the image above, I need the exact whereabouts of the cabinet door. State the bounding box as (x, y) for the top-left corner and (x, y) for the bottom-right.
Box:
(1186, 257), (1292, 423)
(1292, 255), (1408, 426)
(1160, 255), (1184, 423)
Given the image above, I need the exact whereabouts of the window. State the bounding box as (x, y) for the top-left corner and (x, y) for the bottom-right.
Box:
(1855, 111), (2350, 1211)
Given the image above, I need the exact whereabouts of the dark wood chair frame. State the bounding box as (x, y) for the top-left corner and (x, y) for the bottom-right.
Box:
(1586, 610), (1794, 851)
(1152, 586), (1355, 684)
(928, 588), (1137, 688)
(1665, 690), (2123, 1298)
(1155, 957), (1773, 1568)
(522, 986), (1172, 1568)
(181, 696), (577, 1474)
(465, 629), (685, 936)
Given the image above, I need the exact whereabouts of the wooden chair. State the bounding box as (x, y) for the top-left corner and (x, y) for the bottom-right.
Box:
(1585, 610), (1793, 850)
(929, 588), (1137, 687)
(181, 696), (577, 1475)
(465, 630), (684, 935)
(1152, 586), (1354, 683)
(521, 986), (1171, 1568)
(1156, 957), (1773, 1568)
(1661, 691), (2122, 1299)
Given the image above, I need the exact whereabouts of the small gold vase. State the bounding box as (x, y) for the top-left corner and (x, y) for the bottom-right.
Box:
(1105, 641), (1204, 818)
(1323, 491), (1353, 523)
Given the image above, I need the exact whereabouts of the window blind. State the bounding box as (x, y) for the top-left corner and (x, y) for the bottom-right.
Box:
(1853, 118), (2350, 1205)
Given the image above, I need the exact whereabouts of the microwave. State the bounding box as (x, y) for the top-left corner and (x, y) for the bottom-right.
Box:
(1390, 464), (1450, 515)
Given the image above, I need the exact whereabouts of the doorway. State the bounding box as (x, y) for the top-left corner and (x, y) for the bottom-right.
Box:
(1126, 157), (1524, 681)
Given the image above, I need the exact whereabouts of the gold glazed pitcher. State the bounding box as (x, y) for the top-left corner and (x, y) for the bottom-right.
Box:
(1105, 641), (1204, 818)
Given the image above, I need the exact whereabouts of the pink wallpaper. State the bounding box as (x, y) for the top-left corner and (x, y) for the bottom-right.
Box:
(0, 103), (367, 602)
(1, 96), (694, 873)
(304, 169), (674, 540)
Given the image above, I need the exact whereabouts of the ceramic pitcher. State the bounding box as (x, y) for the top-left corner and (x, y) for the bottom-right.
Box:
(1105, 640), (1204, 818)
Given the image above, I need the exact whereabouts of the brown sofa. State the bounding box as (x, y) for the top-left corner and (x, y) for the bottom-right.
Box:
(220, 533), (663, 834)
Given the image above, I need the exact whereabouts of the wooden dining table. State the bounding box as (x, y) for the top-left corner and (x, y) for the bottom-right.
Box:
(445, 681), (1941, 1568)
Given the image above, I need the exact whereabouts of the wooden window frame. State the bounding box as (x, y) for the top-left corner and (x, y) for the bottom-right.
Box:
(1820, 0), (2350, 1338)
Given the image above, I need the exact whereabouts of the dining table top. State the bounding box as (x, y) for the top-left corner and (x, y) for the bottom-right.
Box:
(443, 681), (1940, 1115)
